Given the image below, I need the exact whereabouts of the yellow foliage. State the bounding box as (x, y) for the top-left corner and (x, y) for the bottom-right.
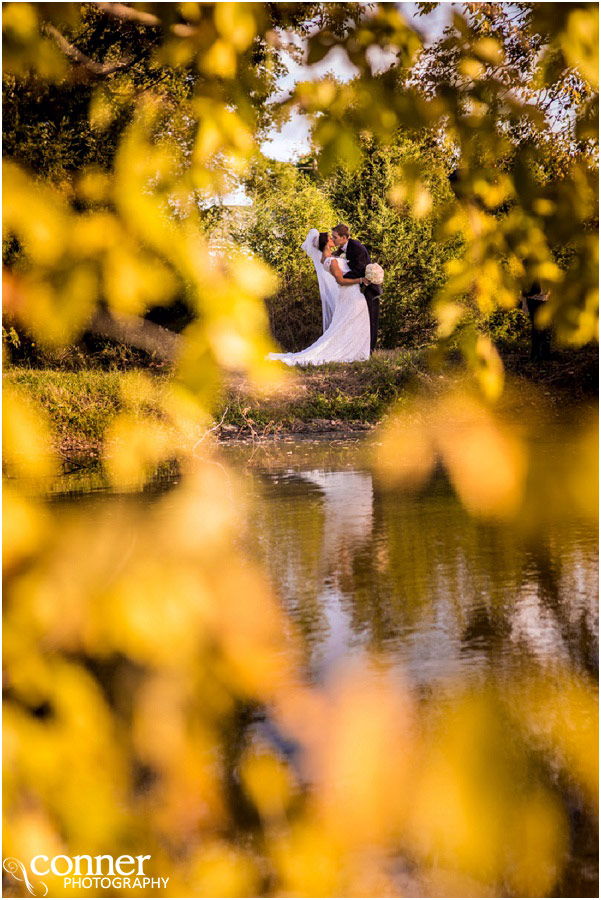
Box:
(437, 406), (525, 517)
(413, 181), (433, 218)
(241, 749), (296, 821)
(562, 6), (599, 88)
(103, 415), (176, 491)
(373, 415), (436, 490)
(313, 663), (415, 845)
(514, 672), (599, 810)
(2, 490), (49, 574)
(374, 386), (528, 519)
(274, 821), (343, 897)
(185, 842), (260, 898)
(3, 161), (69, 265)
(103, 247), (177, 317)
(3, 386), (57, 484)
(435, 301), (467, 338)
(459, 57), (486, 79)
(408, 692), (569, 895)
(201, 39), (238, 79)
(473, 37), (503, 65)
(2, 1), (38, 40)
(214, 3), (256, 53)
(4, 442), (597, 895)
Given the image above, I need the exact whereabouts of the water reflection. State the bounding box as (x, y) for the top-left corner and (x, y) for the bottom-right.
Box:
(232, 442), (598, 688)
(231, 442), (597, 896)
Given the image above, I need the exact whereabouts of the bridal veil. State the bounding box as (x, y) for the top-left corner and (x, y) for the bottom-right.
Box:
(301, 228), (337, 332)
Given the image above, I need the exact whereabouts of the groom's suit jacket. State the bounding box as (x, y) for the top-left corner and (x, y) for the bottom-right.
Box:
(335, 237), (382, 353)
(336, 238), (383, 302)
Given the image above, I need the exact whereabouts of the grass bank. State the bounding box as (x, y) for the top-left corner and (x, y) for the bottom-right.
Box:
(6, 369), (127, 462)
(4, 345), (598, 464)
(4, 351), (423, 462)
(220, 350), (423, 435)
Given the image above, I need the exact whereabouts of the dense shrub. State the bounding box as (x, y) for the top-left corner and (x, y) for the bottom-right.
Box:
(482, 306), (532, 352)
(321, 133), (464, 349)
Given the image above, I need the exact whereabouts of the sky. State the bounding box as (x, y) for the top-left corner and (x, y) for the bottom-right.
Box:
(259, 2), (453, 162)
(223, 2), (453, 203)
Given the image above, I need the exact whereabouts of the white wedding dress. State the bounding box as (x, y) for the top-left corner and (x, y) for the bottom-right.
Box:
(266, 228), (370, 366)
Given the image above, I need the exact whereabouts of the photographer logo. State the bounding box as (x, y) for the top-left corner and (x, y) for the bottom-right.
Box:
(3, 854), (168, 895)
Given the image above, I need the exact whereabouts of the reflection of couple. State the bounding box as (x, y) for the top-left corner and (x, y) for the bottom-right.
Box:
(267, 224), (383, 366)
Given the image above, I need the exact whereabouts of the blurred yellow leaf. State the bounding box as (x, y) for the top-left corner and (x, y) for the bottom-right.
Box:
(2, 489), (48, 573)
(104, 247), (176, 316)
(2, 1), (38, 39)
(373, 412), (436, 490)
(435, 300), (466, 338)
(434, 392), (527, 518)
(459, 58), (485, 79)
(474, 38), (503, 65)
(241, 749), (295, 821)
(3, 162), (69, 265)
(2, 387), (57, 483)
(214, 2), (256, 52)
(562, 6), (599, 88)
(103, 414), (172, 490)
(201, 39), (237, 78)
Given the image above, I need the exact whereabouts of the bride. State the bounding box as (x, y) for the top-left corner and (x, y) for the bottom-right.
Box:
(266, 228), (370, 365)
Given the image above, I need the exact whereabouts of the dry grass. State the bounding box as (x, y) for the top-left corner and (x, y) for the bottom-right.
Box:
(4, 344), (597, 461)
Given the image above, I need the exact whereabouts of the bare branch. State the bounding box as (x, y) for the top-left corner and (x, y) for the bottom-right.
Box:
(92, 3), (197, 37)
(43, 23), (133, 76)
(193, 406), (230, 452)
(93, 2), (161, 27)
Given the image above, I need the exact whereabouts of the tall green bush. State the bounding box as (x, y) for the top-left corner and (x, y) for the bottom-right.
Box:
(321, 132), (464, 348)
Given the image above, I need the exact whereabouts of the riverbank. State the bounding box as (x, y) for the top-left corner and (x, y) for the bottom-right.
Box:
(5, 345), (598, 465)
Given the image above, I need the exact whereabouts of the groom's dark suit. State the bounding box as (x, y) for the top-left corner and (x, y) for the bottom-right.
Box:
(335, 238), (381, 353)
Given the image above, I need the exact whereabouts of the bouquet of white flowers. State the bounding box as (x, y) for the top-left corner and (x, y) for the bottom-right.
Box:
(364, 262), (384, 285)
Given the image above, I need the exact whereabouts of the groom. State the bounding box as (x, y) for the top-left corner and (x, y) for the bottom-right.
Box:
(331, 224), (381, 353)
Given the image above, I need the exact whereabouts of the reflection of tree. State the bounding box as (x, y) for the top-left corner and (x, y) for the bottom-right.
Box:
(513, 531), (598, 678)
(244, 457), (598, 682)
(245, 472), (328, 649)
(358, 484), (598, 678)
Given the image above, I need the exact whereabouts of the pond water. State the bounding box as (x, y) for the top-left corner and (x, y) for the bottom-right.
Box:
(49, 431), (598, 896)
(218, 434), (598, 898)
(218, 437), (598, 689)
(54, 432), (597, 688)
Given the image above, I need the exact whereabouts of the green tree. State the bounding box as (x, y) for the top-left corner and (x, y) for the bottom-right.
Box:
(288, 2), (597, 393)
(3, 2), (371, 340)
(2, 2), (368, 187)
(320, 130), (463, 348)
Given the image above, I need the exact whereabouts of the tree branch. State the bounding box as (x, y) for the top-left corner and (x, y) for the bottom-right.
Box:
(93, 3), (197, 37)
(93, 2), (161, 27)
(42, 23), (134, 76)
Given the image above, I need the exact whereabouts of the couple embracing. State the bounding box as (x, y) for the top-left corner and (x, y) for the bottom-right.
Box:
(267, 224), (383, 366)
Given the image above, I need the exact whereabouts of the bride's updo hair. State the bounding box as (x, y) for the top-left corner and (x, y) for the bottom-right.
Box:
(318, 232), (330, 251)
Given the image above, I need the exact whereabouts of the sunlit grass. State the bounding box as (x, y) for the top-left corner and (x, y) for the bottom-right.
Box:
(5, 369), (140, 451)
